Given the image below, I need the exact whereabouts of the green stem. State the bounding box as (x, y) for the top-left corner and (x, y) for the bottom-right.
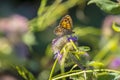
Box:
(60, 47), (69, 80)
(49, 43), (67, 80)
(70, 39), (78, 51)
(69, 39), (80, 60)
(60, 64), (65, 80)
(93, 35), (119, 61)
(38, 0), (47, 15)
(48, 58), (58, 80)
(53, 69), (120, 80)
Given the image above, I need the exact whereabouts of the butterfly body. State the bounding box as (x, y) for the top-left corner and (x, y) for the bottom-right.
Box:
(54, 15), (74, 37)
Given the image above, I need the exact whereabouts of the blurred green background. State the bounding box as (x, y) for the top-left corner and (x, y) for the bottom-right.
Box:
(0, 0), (120, 80)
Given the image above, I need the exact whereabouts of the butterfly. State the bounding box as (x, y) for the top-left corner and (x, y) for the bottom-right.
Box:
(54, 15), (74, 36)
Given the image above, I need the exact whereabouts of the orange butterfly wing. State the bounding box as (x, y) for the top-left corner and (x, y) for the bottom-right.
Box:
(54, 15), (74, 36)
(59, 15), (73, 30)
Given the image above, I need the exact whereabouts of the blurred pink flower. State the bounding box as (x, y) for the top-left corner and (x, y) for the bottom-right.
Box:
(0, 14), (28, 33)
(0, 14), (29, 59)
(102, 15), (120, 37)
(100, 15), (120, 47)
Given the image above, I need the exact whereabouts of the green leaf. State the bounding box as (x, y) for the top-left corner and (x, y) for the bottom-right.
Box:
(78, 46), (90, 52)
(97, 72), (115, 80)
(88, 0), (120, 14)
(114, 75), (120, 80)
(15, 66), (36, 80)
(112, 22), (120, 32)
(30, 0), (84, 31)
(88, 61), (104, 68)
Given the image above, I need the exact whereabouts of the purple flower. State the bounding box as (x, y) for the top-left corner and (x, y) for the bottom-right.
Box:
(109, 57), (120, 69)
(67, 35), (78, 42)
(52, 35), (78, 63)
(52, 37), (59, 46)
(52, 36), (68, 54)
(54, 51), (63, 63)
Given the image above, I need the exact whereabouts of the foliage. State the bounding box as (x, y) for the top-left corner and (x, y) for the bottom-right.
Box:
(15, 66), (36, 80)
(88, 0), (120, 14)
(29, 0), (84, 31)
(0, 0), (120, 80)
